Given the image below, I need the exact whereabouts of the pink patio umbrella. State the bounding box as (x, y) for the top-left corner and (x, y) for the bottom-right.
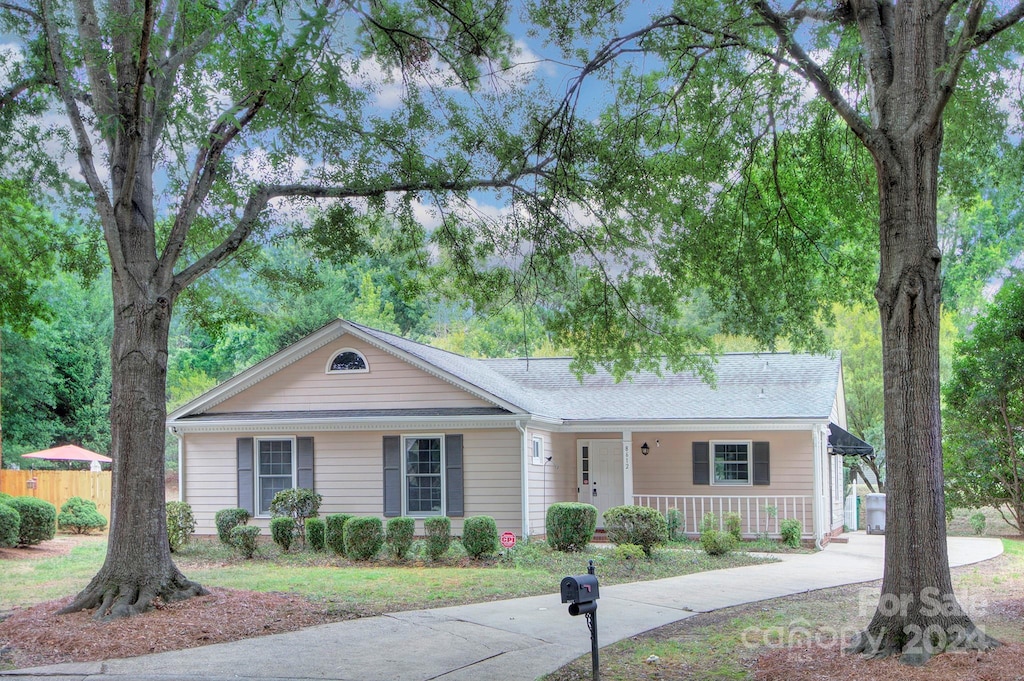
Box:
(21, 444), (112, 464)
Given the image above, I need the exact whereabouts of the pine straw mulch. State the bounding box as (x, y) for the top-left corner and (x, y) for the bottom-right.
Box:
(0, 588), (351, 669)
(754, 642), (1024, 681)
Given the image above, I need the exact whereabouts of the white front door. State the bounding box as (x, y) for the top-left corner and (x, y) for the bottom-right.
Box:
(578, 440), (624, 527)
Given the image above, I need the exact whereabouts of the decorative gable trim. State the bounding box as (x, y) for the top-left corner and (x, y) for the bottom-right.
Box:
(168, 319), (526, 422)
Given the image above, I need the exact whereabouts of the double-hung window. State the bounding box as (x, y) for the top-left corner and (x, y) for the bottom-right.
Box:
(257, 438), (295, 514)
(712, 442), (751, 485)
(404, 435), (444, 515)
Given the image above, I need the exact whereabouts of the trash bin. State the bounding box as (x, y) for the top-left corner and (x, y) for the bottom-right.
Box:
(865, 493), (886, 535)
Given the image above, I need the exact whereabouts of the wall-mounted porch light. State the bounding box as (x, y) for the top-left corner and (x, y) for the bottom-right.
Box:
(640, 442), (650, 456)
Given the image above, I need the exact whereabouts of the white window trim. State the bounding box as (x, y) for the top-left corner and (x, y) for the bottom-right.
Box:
(401, 433), (446, 517)
(710, 440), (753, 486)
(255, 436), (297, 517)
(325, 347), (370, 374)
(532, 436), (544, 465)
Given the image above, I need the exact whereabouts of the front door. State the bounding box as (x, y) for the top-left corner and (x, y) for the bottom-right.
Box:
(578, 439), (624, 527)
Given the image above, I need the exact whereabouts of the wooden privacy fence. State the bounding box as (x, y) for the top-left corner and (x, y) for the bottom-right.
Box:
(0, 470), (112, 522)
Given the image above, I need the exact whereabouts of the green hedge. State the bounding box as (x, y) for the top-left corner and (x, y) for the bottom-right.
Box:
(231, 525), (261, 559)
(700, 529), (737, 556)
(546, 502), (597, 552)
(462, 516), (498, 559)
(602, 505), (668, 556)
(306, 517), (326, 551)
(424, 516), (451, 560)
(166, 501), (196, 552)
(215, 508), (250, 545)
(385, 516), (415, 560)
(780, 519), (802, 548)
(6, 497), (56, 546)
(345, 516), (384, 560)
(325, 513), (354, 556)
(57, 496), (107, 535)
(270, 516), (296, 552)
(0, 503), (20, 548)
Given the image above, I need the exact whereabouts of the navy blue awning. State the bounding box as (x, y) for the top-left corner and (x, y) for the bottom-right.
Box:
(829, 422), (874, 457)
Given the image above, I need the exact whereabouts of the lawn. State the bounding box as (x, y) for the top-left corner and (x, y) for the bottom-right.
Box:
(543, 538), (1024, 681)
(0, 534), (775, 615)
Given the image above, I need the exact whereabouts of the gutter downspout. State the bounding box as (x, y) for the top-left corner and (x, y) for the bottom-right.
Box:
(169, 427), (183, 502)
(516, 420), (530, 539)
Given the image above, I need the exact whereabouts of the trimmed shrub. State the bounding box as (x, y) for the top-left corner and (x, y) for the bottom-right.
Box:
(546, 502), (597, 552)
(0, 503), (20, 548)
(230, 525), (260, 559)
(724, 512), (742, 541)
(666, 508), (684, 541)
(0, 492), (13, 504)
(424, 516), (451, 560)
(325, 513), (354, 556)
(270, 516), (296, 552)
(462, 516), (498, 559)
(270, 488), (322, 547)
(614, 543), (647, 561)
(780, 519), (802, 548)
(700, 529), (737, 556)
(7, 496), (56, 546)
(57, 496), (107, 535)
(215, 508), (250, 545)
(345, 516), (384, 560)
(970, 512), (987, 536)
(166, 501), (196, 552)
(602, 505), (668, 556)
(699, 512), (717, 534)
(306, 517), (326, 551)
(385, 516), (415, 560)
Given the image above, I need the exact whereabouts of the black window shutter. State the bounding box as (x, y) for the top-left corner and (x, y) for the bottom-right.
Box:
(237, 437), (255, 515)
(297, 437), (315, 489)
(445, 434), (464, 517)
(753, 442), (770, 485)
(692, 441), (710, 485)
(383, 436), (401, 517)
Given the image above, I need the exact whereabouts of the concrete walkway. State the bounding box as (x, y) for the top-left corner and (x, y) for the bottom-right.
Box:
(1, 533), (1003, 681)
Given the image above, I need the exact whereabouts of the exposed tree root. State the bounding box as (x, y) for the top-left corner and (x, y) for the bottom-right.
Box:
(58, 569), (208, 621)
(846, 620), (1000, 665)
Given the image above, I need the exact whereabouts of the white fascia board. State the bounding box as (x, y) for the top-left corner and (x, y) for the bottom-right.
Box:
(551, 418), (828, 433)
(168, 414), (536, 434)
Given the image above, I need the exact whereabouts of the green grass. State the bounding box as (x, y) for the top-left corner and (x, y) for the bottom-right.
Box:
(0, 535), (772, 615)
(544, 538), (1024, 681)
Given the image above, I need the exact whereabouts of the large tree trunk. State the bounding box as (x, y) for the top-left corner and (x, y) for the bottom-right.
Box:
(847, 128), (997, 662)
(60, 286), (206, 619)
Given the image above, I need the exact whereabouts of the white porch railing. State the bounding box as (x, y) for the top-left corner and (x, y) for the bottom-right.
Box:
(632, 494), (814, 538)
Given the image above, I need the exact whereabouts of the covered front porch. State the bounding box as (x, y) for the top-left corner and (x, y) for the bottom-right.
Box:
(530, 424), (847, 542)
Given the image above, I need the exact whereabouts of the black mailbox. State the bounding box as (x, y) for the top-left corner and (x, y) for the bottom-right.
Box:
(561, 574), (600, 604)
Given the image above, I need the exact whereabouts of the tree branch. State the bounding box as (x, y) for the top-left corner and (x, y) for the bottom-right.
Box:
(0, 1), (41, 22)
(73, 0), (117, 134)
(974, 0), (1024, 45)
(753, 1), (878, 148)
(38, 0), (124, 273)
(160, 0), (253, 75)
(171, 161), (552, 293)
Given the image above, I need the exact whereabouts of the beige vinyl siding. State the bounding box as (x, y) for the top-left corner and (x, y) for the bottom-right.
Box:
(211, 336), (494, 413)
(631, 430), (814, 497)
(526, 428), (560, 535)
(183, 427), (522, 536)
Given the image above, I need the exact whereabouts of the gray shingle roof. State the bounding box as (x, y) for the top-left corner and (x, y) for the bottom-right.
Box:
(350, 322), (840, 422)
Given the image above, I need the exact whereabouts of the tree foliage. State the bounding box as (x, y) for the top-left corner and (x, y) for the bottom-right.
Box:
(944, 276), (1024, 532)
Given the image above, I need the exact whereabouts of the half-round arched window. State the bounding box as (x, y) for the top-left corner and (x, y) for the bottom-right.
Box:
(326, 348), (369, 373)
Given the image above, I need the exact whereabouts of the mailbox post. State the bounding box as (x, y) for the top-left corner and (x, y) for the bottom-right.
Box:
(561, 559), (600, 681)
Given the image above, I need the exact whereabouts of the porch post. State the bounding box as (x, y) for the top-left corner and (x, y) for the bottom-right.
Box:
(622, 431), (634, 505)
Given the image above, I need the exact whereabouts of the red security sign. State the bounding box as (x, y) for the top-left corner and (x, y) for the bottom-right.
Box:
(500, 531), (517, 548)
